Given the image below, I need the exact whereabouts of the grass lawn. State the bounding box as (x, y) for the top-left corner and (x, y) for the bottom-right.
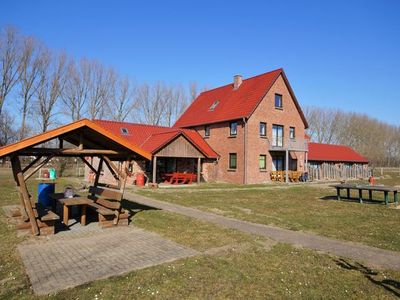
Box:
(1, 168), (400, 299)
(139, 175), (400, 252)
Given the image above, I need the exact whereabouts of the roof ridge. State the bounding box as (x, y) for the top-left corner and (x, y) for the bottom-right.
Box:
(198, 68), (283, 95)
(94, 119), (173, 129)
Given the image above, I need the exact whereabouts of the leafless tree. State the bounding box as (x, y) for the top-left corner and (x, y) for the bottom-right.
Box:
(87, 61), (116, 120)
(17, 36), (42, 139)
(0, 26), (20, 115)
(164, 85), (189, 127)
(61, 58), (91, 121)
(305, 106), (400, 167)
(136, 82), (168, 126)
(0, 110), (17, 146)
(34, 51), (67, 132)
(107, 76), (137, 122)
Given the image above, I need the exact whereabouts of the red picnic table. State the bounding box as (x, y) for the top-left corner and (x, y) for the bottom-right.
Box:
(162, 172), (197, 184)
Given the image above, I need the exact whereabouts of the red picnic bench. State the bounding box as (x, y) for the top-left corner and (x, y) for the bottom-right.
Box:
(163, 172), (197, 184)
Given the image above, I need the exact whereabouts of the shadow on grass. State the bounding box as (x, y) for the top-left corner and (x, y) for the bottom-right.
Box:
(319, 196), (387, 205)
(335, 258), (400, 297)
(121, 199), (160, 223)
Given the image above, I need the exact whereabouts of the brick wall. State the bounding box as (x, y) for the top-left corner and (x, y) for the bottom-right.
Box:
(193, 120), (245, 184)
(246, 74), (306, 183)
(193, 74), (307, 184)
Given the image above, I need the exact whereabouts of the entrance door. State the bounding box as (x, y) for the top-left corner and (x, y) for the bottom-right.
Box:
(272, 156), (284, 171)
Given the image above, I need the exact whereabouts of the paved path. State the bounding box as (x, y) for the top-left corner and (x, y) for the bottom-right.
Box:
(126, 192), (400, 271)
(18, 227), (197, 295)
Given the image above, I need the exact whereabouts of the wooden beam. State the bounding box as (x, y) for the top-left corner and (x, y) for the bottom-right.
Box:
(59, 138), (63, 149)
(24, 155), (55, 181)
(93, 157), (104, 190)
(152, 156), (157, 183)
(103, 158), (121, 188)
(22, 156), (43, 173)
(10, 156), (39, 235)
(103, 156), (126, 180)
(18, 148), (128, 156)
(80, 157), (97, 173)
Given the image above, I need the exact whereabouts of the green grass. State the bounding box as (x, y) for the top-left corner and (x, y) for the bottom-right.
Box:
(139, 181), (400, 252)
(1, 168), (400, 299)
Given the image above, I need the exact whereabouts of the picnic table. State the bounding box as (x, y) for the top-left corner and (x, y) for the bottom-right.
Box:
(50, 193), (93, 226)
(162, 172), (197, 184)
(331, 183), (398, 206)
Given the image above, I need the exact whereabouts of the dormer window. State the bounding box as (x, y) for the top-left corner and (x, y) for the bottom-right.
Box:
(120, 128), (129, 135)
(209, 100), (219, 111)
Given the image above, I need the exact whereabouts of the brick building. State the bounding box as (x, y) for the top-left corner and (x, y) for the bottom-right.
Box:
(174, 68), (308, 184)
(85, 68), (368, 185)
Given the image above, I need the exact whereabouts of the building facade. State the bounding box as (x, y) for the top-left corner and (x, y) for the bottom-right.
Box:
(174, 69), (309, 184)
(84, 68), (368, 185)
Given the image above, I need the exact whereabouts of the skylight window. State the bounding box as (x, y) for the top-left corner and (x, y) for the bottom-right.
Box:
(120, 128), (129, 135)
(209, 100), (219, 111)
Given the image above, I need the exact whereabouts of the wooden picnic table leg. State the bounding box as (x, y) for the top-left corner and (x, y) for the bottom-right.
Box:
(384, 191), (389, 206)
(336, 188), (341, 201)
(394, 191), (398, 207)
(369, 190), (372, 201)
(81, 205), (87, 226)
(63, 205), (69, 225)
(359, 189), (363, 203)
(346, 188), (350, 199)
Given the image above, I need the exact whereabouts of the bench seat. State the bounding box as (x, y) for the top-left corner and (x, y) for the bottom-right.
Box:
(87, 202), (115, 216)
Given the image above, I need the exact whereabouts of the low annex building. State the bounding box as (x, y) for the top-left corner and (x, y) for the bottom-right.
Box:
(88, 120), (218, 185)
(307, 142), (369, 180)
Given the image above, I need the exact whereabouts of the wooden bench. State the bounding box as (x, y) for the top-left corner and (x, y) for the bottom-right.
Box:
(17, 202), (60, 235)
(87, 186), (129, 227)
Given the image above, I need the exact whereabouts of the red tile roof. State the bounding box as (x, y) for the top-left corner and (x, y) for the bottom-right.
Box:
(308, 142), (368, 163)
(174, 68), (308, 128)
(94, 120), (218, 158)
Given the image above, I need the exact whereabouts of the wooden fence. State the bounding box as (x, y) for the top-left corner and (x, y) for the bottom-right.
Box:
(308, 162), (370, 181)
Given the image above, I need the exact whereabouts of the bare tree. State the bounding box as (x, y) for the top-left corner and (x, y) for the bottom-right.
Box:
(0, 26), (20, 115)
(61, 58), (91, 121)
(305, 106), (400, 167)
(87, 61), (116, 120)
(17, 36), (42, 139)
(35, 51), (67, 132)
(164, 85), (189, 127)
(0, 110), (17, 146)
(107, 76), (137, 122)
(136, 82), (169, 126)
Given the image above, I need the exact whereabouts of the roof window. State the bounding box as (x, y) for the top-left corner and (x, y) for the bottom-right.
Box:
(209, 100), (219, 111)
(120, 128), (129, 135)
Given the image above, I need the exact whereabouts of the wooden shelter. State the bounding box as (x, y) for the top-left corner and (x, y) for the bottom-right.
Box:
(0, 119), (151, 235)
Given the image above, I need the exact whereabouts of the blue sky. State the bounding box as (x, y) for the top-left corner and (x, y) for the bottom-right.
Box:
(1, 0), (399, 125)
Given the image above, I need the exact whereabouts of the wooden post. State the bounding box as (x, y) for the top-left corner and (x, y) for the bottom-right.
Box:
(10, 156), (40, 235)
(197, 157), (201, 184)
(285, 150), (289, 183)
(336, 187), (341, 201)
(93, 157), (104, 190)
(152, 156), (157, 183)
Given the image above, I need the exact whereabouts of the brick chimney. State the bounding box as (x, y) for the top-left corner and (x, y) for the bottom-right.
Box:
(233, 75), (242, 90)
